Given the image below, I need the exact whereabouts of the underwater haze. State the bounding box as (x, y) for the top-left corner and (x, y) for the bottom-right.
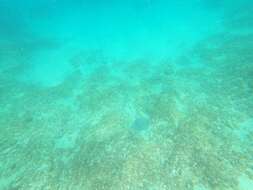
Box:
(0, 0), (253, 189)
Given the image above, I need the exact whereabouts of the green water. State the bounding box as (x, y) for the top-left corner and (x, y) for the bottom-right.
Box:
(0, 1), (253, 189)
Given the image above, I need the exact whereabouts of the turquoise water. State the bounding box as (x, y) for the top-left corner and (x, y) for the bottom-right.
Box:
(0, 0), (253, 189)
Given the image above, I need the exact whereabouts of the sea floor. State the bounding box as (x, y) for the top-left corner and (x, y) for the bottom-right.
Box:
(0, 1), (253, 190)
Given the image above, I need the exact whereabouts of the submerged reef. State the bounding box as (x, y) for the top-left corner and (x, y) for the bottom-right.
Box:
(0, 3), (253, 190)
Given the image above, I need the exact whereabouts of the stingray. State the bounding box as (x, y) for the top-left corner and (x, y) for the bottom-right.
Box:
(131, 116), (150, 132)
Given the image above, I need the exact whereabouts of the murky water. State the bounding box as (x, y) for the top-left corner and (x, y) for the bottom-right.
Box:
(0, 1), (253, 189)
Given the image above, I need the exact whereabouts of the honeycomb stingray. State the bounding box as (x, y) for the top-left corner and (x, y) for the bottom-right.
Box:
(131, 116), (150, 132)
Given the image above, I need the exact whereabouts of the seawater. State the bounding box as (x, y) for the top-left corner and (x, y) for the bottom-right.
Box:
(0, 1), (253, 189)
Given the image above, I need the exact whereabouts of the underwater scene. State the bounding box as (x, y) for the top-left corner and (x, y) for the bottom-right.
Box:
(0, 0), (253, 189)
